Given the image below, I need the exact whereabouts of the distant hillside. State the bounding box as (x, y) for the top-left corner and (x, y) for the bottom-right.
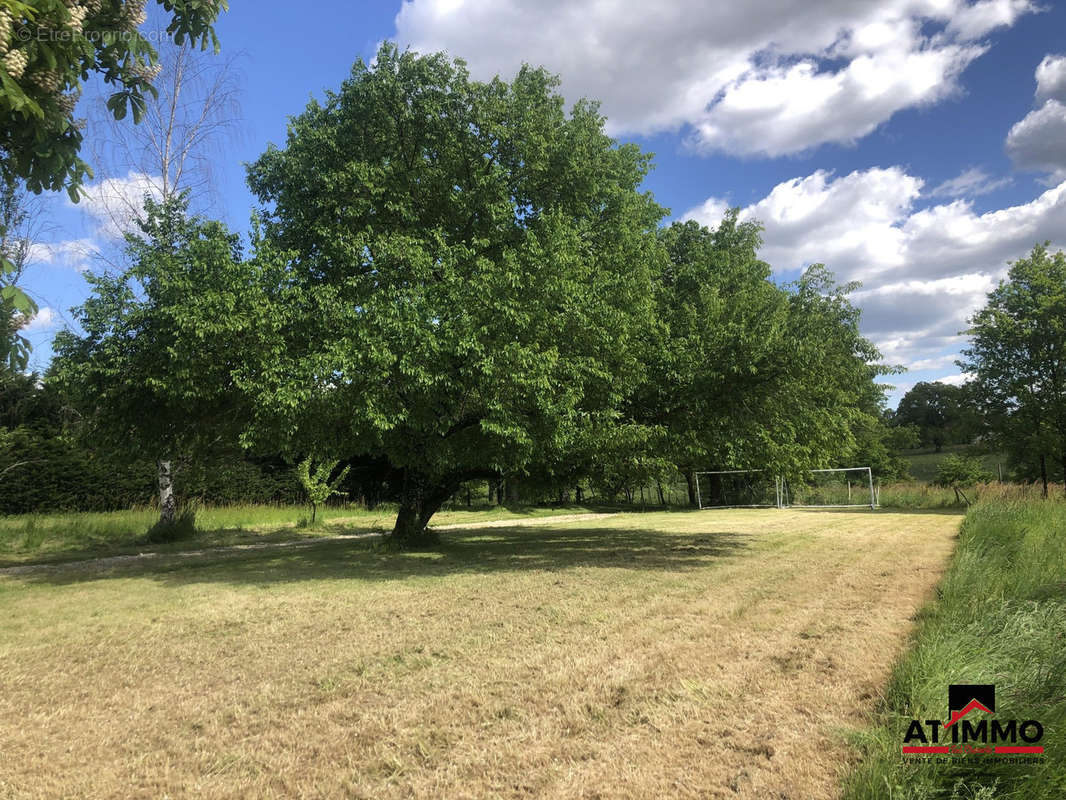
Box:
(902, 444), (1005, 483)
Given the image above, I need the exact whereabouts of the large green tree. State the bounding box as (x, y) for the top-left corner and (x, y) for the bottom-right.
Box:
(51, 195), (269, 523)
(243, 45), (663, 546)
(893, 380), (979, 452)
(959, 243), (1066, 496)
(640, 216), (888, 503)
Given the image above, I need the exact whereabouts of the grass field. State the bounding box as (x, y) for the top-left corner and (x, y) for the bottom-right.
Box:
(901, 446), (1006, 483)
(0, 504), (602, 567)
(0, 508), (960, 798)
(843, 500), (1066, 800)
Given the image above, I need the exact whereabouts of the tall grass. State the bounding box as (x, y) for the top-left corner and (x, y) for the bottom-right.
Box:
(0, 502), (606, 565)
(0, 504), (392, 564)
(877, 481), (1064, 509)
(843, 499), (1066, 799)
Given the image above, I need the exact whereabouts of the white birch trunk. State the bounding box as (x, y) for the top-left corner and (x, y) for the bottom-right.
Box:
(157, 459), (176, 524)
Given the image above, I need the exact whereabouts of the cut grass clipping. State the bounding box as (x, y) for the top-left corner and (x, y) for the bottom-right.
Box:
(0, 509), (959, 799)
(844, 500), (1066, 800)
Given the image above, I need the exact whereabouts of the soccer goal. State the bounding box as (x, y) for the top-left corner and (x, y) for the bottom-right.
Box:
(694, 470), (784, 509)
(780, 467), (877, 509)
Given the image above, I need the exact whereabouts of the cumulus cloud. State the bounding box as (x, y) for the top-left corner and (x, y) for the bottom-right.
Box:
(23, 307), (58, 333)
(77, 171), (163, 240)
(1004, 54), (1066, 181)
(26, 238), (98, 273)
(683, 167), (1066, 372)
(1035, 53), (1066, 103)
(933, 372), (972, 386)
(945, 0), (1034, 39)
(1006, 100), (1066, 180)
(907, 354), (967, 371)
(927, 166), (1010, 197)
(395, 0), (1036, 157)
(34, 171), (163, 274)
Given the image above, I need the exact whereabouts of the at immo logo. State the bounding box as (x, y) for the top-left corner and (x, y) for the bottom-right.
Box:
(902, 684), (1044, 756)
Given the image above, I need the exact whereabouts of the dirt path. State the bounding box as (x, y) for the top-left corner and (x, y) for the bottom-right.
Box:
(0, 509), (959, 799)
(0, 512), (619, 576)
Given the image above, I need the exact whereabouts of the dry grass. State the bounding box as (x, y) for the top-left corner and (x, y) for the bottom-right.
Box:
(0, 509), (960, 799)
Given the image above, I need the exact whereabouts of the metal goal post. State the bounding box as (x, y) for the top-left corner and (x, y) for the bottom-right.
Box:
(780, 467), (877, 510)
(694, 470), (784, 509)
(694, 467), (878, 510)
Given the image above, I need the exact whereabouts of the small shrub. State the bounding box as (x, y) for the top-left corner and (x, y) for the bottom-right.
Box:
(296, 457), (350, 526)
(934, 455), (994, 504)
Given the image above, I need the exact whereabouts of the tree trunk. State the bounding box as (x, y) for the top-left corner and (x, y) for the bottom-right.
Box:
(390, 472), (455, 548)
(157, 459), (176, 525)
(575, 486), (584, 503)
(656, 481), (665, 506)
(1040, 453), (1049, 499)
(684, 470), (697, 507)
(1061, 454), (1066, 496)
(709, 473), (724, 505)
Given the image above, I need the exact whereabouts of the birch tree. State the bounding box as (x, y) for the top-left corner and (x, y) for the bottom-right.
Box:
(51, 197), (269, 526)
(71, 36), (240, 516)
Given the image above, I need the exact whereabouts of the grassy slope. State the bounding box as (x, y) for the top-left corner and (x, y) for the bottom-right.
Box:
(844, 500), (1066, 799)
(0, 504), (602, 567)
(902, 445), (1006, 483)
(0, 509), (959, 799)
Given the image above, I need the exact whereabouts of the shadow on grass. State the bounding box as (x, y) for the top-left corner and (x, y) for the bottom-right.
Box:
(15, 525), (753, 588)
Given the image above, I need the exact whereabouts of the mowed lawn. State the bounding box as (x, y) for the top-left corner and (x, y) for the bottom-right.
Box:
(0, 509), (960, 799)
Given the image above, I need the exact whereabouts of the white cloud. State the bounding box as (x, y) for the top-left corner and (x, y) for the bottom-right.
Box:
(26, 238), (99, 273)
(927, 166), (1010, 197)
(689, 42), (983, 157)
(23, 307), (58, 333)
(1006, 100), (1066, 180)
(395, 0), (1036, 157)
(683, 167), (1066, 373)
(37, 171), (164, 275)
(907, 353), (965, 371)
(1035, 53), (1066, 103)
(76, 171), (163, 240)
(945, 0), (1034, 39)
(685, 167), (921, 282)
(932, 372), (971, 386)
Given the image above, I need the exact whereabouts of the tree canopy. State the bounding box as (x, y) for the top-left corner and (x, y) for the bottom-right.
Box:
(46, 44), (903, 541)
(638, 216), (889, 499)
(960, 243), (1066, 494)
(50, 195), (270, 521)
(244, 45), (665, 545)
(893, 381), (980, 452)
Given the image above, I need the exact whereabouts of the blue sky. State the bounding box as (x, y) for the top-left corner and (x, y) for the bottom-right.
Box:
(21, 0), (1066, 405)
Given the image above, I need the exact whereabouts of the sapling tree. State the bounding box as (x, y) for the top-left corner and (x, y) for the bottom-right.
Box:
(244, 45), (663, 546)
(934, 454), (992, 505)
(296, 456), (349, 526)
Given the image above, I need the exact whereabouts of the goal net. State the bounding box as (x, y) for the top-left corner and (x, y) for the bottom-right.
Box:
(694, 470), (783, 509)
(780, 467), (876, 509)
